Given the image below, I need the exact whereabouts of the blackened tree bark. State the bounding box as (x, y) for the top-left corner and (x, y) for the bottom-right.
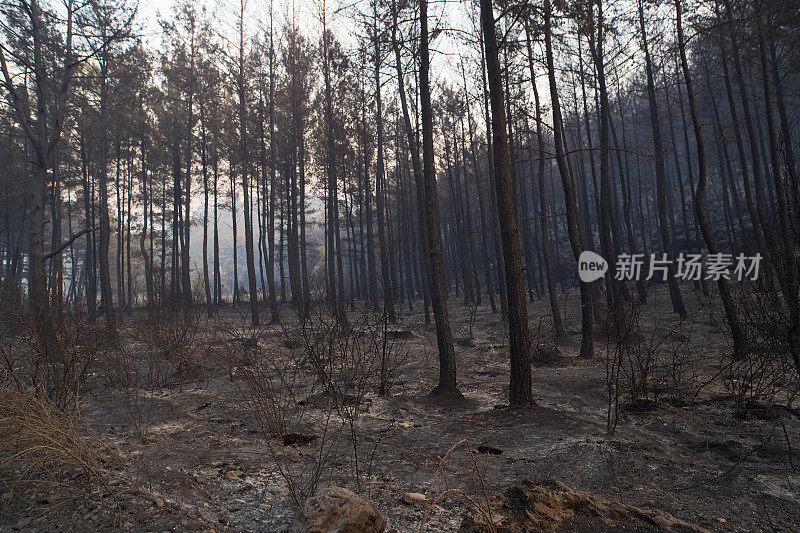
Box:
(480, 0), (532, 406)
(713, 1), (764, 261)
(723, 0), (774, 279)
(182, 11), (196, 321)
(391, 9), (432, 323)
(140, 137), (154, 319)
(524, 19), (564, 337)
(756, 0), (799, 372)
(420, 0), (459, 396)
(373, 9), (396, 323)
(479, 32), (508, 317)
(638, 0), (686, 317)
(238, 0), (259, 326)
(213, 156), (221, 309)
(200, 88), (213, 317)
(321, 10), (342, 319)
(544, 0), (594, 358)
(460, 61), (497, 314)
(675, 0), (745, 359)
(587, 1), (624, 316)
(267, 0), (279, 323)
(0, 0), (68, 360)
(98, 33), (117, 331)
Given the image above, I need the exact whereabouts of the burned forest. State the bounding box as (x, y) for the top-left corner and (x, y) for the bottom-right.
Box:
(1, 0), (799, 530)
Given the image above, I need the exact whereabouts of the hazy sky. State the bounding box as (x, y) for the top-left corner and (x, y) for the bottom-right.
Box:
(135, 0), (481, 86)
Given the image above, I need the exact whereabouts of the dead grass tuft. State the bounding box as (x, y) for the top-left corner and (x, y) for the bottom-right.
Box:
(0, 386), (122, 498)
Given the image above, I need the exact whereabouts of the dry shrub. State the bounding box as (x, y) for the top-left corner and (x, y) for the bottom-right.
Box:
(604, 300), (700, 432)
(212, 309), (334, 505)
(456, 301), (479, 342)
(94, 309), (202, 445)
(0, 386), (122, 496)
(725, 282), (800, 412)
(648, 326), (702, 403)
(212, 313), (301, 437)
(419, 439), (498, 533)
(298, 303), (409, 404)
(296, 304), (408, 493)
(103, 341), (169, 445)
(141, 310), (202, 383)
(216, 301), (407, 506)
(0, 304), (105, 412)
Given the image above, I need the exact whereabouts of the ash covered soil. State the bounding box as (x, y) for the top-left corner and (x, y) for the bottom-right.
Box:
(2, 287), (799, 532)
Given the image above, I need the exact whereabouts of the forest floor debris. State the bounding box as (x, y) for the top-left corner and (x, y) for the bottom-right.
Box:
(1, 289), (798, 531)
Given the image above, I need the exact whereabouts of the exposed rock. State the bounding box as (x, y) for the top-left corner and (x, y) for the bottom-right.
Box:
(402, 492), (430, 508)
(292, 486), (386, 533)
(224, 469), (244, 480)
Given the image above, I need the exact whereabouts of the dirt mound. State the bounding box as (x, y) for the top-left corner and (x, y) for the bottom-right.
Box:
(460, 480), (707, 532)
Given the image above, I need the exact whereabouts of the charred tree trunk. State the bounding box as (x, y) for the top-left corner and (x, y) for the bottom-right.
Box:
(545, 0), (594, 358)
(525, 20), (564, 337)
(420, 0), (459, 396)
(638, 0), (686, 317)
(391, 13), (431, 323)
(480, 0), (533, 405)
(268, 5), (279, 323)
(374, 16), (396, 323)
(676, 0), (745, 359)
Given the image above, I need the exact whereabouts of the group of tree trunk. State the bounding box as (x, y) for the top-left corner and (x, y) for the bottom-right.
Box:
(2, 0), (798, 405)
